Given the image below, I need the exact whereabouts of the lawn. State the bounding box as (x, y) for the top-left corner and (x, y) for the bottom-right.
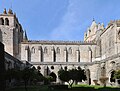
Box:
(6, 84), (120, 91)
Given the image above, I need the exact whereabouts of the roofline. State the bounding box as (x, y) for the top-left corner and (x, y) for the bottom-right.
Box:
(21, 40), (96, 45)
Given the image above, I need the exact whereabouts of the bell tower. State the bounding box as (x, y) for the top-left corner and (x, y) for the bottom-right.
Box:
(0, 8), (24, 59)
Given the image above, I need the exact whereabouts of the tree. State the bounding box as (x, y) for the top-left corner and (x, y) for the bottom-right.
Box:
(58, 69), (69, 83)
(21, 67), (44, 91)
(58, 68), (86, 88)
(5, 66), (44, 91)
(114, 70), (120, 84)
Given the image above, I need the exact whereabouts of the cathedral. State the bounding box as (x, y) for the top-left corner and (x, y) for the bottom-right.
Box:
(0, 9), (120, 85)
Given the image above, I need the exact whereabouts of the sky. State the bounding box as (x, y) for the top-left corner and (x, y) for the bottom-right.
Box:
(0, 0), (120, 41)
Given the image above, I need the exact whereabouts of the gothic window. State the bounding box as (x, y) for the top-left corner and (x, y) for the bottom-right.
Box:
(5, 18), (9, 25)
(78, 50), (80, 62)
(31, 47), (35, 53)
(68, 47), (72, 54)
(56, 47), (60, 54)
(44, 47), (48, 54)
(0, 18), (4, 25)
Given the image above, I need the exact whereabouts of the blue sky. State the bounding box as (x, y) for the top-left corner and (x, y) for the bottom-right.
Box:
(0, 0), (120, 41)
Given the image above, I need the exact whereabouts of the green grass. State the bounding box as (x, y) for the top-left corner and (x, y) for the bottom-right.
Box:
(72, 84), (119, 89)
(6, 84), (120, 91)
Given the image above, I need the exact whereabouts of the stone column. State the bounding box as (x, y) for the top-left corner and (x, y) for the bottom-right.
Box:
(25, 46), (29, 61)
(76, 50), (80, 62)
(38, 46), (42, 62)
(51, 47), (55, 62)
(64, 47), (68, 62)
(89, 50), (92, 62)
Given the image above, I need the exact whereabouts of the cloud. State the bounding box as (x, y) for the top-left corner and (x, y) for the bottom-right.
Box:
(50, 0), (83, 41)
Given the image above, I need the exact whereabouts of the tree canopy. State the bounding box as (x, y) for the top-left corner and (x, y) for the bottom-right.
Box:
(58, 67), (86, 88)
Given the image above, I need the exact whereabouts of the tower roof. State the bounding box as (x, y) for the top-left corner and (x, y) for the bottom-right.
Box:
(23, 30), (28, 41)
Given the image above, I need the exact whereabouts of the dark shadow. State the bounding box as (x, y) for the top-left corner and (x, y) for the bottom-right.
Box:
(49, 72), (57, 82)
(86, 69), (91, 85)
(110, 70), (115, 83)
(0, 29), (2, 42)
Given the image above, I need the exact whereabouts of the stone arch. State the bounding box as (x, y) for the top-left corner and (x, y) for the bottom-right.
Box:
(68, 47), (72, 54)
(49, 72), (57, 82)
(108, 69), (115, 83)
(110, 61), (115, 67)
(5, 18), (9, 25)
(44, 47), (48, 54)
(64, 66), (67, 71)
(56, 47), (60, 54)
(52, 47), (56, 62)
(31, 47), (35, 53)
(110, 70), (115, 83)
(0, 18), (4, 25)
(37, 66), (41, 70)
(51, 66), (54, 70)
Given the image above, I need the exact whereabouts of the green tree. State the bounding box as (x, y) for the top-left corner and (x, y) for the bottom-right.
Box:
(58, 68), (86, 88)
(114, 70), (120, 84)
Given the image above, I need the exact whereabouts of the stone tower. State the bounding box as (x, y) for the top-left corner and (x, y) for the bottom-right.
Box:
(84, 19), (104, 42)
(0, 9), (24, 59)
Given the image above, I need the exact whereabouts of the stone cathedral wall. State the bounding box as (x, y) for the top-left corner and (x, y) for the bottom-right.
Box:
(21, 41), (96, 63)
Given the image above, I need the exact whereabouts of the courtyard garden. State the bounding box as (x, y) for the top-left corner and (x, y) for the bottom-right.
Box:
(4, 66), (120, 91)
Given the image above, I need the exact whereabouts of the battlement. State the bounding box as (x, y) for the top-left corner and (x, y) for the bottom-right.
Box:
(22, 40), (96, 45)
(108, 20), (120, 27)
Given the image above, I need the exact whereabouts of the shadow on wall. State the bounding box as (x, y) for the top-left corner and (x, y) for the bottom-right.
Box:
(0, 29), (2, 42)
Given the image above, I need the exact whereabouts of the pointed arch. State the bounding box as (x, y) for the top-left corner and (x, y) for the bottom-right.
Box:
(44, 47), (48, 54)
(49, 72), (57, 82)
(5, 18), (9, 25)
(110, 70), (115, 83)
(31, 47), (35, 53)
(68, 47), (72, 54)
(56, 47), (60, 54)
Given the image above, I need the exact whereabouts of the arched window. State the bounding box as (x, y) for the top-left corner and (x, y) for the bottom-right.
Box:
(56, 47), (60, 54)
(44, 47), (48, 54)
(31, 47), (35, 53)
(0, 18), (4, 25)
(68, 47), (72, 54)
(5, 18), (9, 25)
